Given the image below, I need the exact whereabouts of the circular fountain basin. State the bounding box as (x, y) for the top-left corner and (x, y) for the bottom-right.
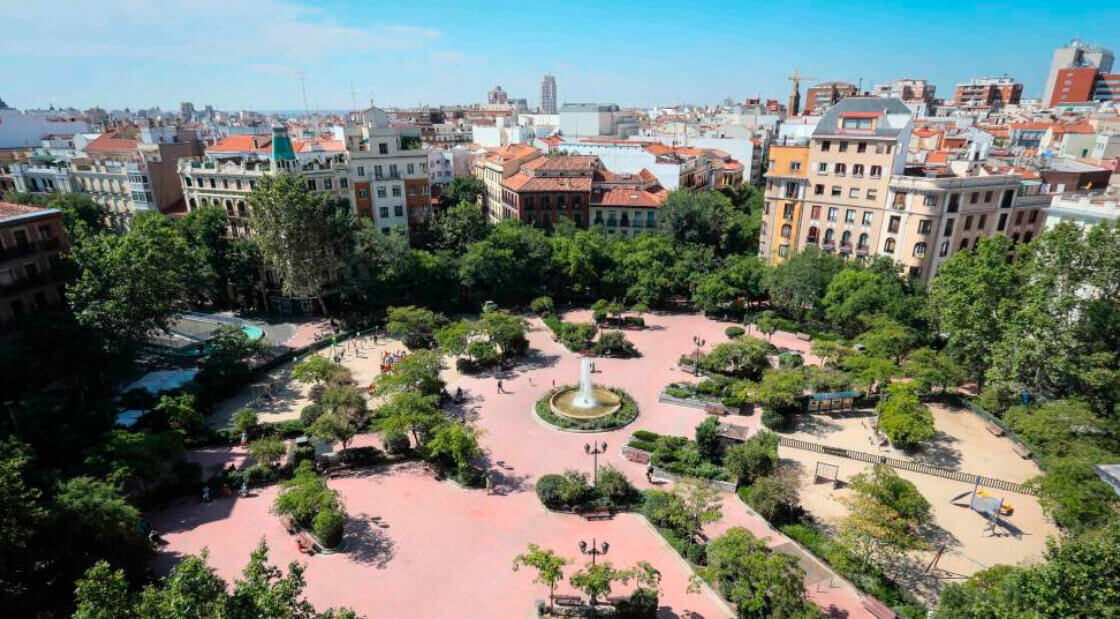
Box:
(549, 386), (622, 419)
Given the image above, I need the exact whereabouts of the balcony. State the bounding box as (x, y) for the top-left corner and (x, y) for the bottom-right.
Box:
(856, 245), (869, 257)
(0, 271), (50, 295)
(822, 242), (836, 251)
(0, 243), (36, 261)
(839, 243), (853, 254)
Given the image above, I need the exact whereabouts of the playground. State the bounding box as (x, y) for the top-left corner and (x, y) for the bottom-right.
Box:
(781, 401), (1060, 602)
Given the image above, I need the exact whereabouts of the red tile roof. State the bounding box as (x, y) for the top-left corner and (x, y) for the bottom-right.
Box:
(521, 155), (598, 172)
(502, 173), (592, 192)
(83, 131), (139, 155)
(207, 134), (344, 155)
(0, 201), (53, 222)
(592, 188), (667, 207)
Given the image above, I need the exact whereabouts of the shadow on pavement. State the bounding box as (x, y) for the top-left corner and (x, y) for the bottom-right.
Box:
(347, 512), (396, 568)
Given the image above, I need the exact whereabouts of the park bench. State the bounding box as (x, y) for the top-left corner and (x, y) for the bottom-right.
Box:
(280, 515), (296, 535)
(796, 332), (811, 341)
(295, 532), (315, 555)
(1013, 443), (1032, 459)
(985, 420), (1005, 437)
(553, 595), (583, 607)
(583, 507), (614, 521)
(623, 448), (650, 464)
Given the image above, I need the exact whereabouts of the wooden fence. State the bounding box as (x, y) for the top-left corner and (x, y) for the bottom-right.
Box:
(777, 436), (1036, 496)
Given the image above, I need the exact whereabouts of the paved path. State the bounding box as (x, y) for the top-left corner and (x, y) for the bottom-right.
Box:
(150, 312), (873, 618)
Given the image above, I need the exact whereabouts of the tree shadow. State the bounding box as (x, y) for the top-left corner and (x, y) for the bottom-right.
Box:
(656, 607), (705, 619)
(824, 605), (850, 618)
(910, 431), (963, 470)
(346, 512), (396, 568)
(792, 414), (843, 440)
(480, 457), (532, 495)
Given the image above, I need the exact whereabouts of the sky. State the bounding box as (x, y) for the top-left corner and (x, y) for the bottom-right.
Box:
(2, 0), (1118, 112)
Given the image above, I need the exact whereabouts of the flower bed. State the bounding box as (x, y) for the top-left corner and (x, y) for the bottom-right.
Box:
(534, 385), (638, 432)
(624, 430), (732, 482)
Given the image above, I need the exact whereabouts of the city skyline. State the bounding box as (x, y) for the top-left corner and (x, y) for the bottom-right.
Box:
(3, 0), (1118, 111)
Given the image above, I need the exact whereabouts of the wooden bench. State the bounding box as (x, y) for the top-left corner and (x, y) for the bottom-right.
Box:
(553, 595), (583, 607)
(280, 515), (297, 535)
(622, 447), (651, 464)
(583, 507), (614, 521)
(296, 532), (315, 555)
(1013, 443), (1032, 459)
(985, 420), (1005, 437)
(796, 332), (811, 341)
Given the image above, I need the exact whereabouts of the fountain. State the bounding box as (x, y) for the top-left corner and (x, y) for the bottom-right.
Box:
(548, 357), (622, 420)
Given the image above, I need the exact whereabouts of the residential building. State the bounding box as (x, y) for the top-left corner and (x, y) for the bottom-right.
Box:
(1043, 39), (1115, 107)
(559, 104), (639, 138)
(0, 107), (91, 149)
(540, 74), (558, 115)
(1043, 186), (1120, 229)
(344, 112), (430, 233)
(590, 169), (668, 236)
(0, 201), (68, 335)
(873, 78), (936, 104)
(427, 146), (473, 188)
(804, 82), (859, 115)
(540, 137), (744, 192)
(499, 155), (596, 227)
(472, 144), (541, 222)
(179, 126), (348, 237)
(758, 139), (810, 262)
(1038, 158), (1112, 193)
(953, 77), (1023, 109)
(488, 85), (509, 105)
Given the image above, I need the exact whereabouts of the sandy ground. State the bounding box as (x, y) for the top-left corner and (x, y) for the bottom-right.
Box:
(782, 402), (1060, 604)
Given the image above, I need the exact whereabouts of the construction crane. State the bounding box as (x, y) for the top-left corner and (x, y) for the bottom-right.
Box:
(787, 68), (818, 116)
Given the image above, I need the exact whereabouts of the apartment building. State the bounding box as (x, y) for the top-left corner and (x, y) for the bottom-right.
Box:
(1043, 186), (1119, 229)
(1043, 39), (1115, 107)
(541, 137), (744, 192)
(758, 140), (810, 262)
(472, 144), (541, 222)
(344, 115), (430, 233)
(953, 77), (1023, 110)
(179, 126), (349, 237)
(499, 155), (596, 228)
(804, 82), (859, 116)
(590, 169), (667, 236)
(0, 201), (67, 335)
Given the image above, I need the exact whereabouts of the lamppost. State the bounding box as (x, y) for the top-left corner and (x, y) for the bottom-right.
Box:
(584, 441), (607, 485)
(578, 538), (609, 566)
(692, 336), (706, 372)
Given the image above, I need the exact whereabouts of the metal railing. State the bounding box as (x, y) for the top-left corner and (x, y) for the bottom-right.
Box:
(777, 436), (1036, 495)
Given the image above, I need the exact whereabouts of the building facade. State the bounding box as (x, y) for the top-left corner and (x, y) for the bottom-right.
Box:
(589, 168), (667, 237)
(0, 202), (67, 335)
(804, 82), (859, 116)
(499, 155), (596, 228)
(472, 144), (541, 222)
(540, 74), (558, 115)
(758, 140), (810, 263)
(953, 77), (1023, 110)
(1043, 39), (1115, 107)
(343, 119), (429, 233)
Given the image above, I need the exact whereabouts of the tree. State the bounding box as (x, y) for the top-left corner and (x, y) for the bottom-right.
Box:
(739, 467), (802, 525)
(695, 416), (724, 463)
(876, 384), (935, 450)
(1003, 400), (1109, 459)
(695, 527), (817, 619)
(371, 349), (445, 397)
(699, 338), (774, 380)
(751, 368), (806, 419)
(374, 391), (443, 447)
(274, 462), (340, 527)
(249, 173), (354, 313)
(857, 316), (918, 364)
(659, 190), (734, 249)
(155, 393), (205, 435)
(459, 220), (551, 305)
(693, 255), (767, 316)
(765, 247), (844, 320)
(249, 436), (286, 469)
(512, 544), (571, 613)
(754, 311), (778, 342)
(438, 175), (486, 210)
(134, 552), (227, 618)
(232, 408), (260, 438)
(46, 193), (107, 239)
(52, 477), (151, 591)
(822, 259), (921, 335)
(309, 411), (359, 454)
(928, 235), (1019, 389)
(840, 464), (931, 566)
(73, 561), (134, 619)
(292, 355), (344, 386)
(647, 477), (725, 542)
(176, 204), (231, 305)
(426, 420), (485, 474)
(1026, 454), (1117, 533)
(0, 442), (46, 609)
(903, 347), (964, 394)
(569, 561), (631, 606)
(429, 200), (490, 252)
(723, 431), (778, 485)
(531, 296), (555, 316)
(67, 211), (199, 346)
(385, 305), (447, 349)
(934, 526), (1120, 619)
(477, 310), (529, 358)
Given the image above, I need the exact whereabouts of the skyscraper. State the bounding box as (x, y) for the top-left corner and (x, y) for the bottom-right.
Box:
(1043, 39), (1114, 107)
(540, 74), (557, 114)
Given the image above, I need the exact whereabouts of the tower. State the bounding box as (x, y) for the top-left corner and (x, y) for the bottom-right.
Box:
(540, 74), (558, 114)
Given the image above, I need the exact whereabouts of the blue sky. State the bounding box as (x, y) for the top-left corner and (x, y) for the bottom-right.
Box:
(2, 0), (1117, 112)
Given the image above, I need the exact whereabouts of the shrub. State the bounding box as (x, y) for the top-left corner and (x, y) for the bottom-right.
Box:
(308, 383), (327, 404)
(614, 588), (658, 618)
(291, 443), (315, 468)
(262, 419), (305, 438)
(622, 316), (645, 328)
(695, 416), (723, 463)
(659, 526), (707, 565)
(627, 439), (657, 453)
(300, 403), (324, 427)
(531, 296), (555, 316)
(761, 408), (786, 431)
(536, 474), (565, 509)
(877, 384), (935, 450)
(383, 431), (411, 455)
(778, 352), (804, 369)
(313, 507), (345, 549)
(632, 430), (661, 442)
(592, 308), (608, 323)
(738, 470), (801, 525)
(725, 326), (745, 339)
(594, 330), (638, 357)
(595, 465), (638, 507)
(723, 431), (778, 485)
(455, 465), (487, 488)
(343, 446), (385, 467)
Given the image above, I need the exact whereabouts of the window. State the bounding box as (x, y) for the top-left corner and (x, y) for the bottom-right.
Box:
(374, 165), (384, 178)
(340, 178), (348, 188)
(1024, 230), (1033, 243)
(790, 161), (802, 172)
(939, 241), (949, 257)
(839, 141), (849, 152)
(807, 227), (819, 243)
(969, 192), (979, 204)
(392, 186), (401, 197)
(959, 237), (970, 250)
(984, 191), (993, 202)
(815, 184), (824, 195)
(862, 211), (873, 225)
(306, 179), (316, 191)
(888, 215), (901, 234)
(763, 201), (771, 214)
(1015, 211), (1024, 226)
(1001, 189), (1014, 208)
(908, 266), (922, 279)
(924, 195), (938, 207)
(222, 179), (229, 189)
(407, 163), (415, 175)
(944, 218), (955, 236)
(1028, 209), (1038, 223)
(845, 209), (856, 223)
(841, 117), (873, 129)
(849, 188), (860, 198)
(379, 206), (389, 218)
(781, 224), (792, 238)
(918, 219), (932, 234)
(997, 213), (1008, 231)
(359, 188), (370, 199)
(1011, 233), (1020, 243)
(977, 214), (986, 229)
(37, 224), (52, 240)
(858, 233), (869, 248)
(810, 205), (821, 219)
(827, 207), (838, 222)
(824, 229), (835, 244)
(783, 204), (794, 219)
(357, 166), (365, 177)
(324, 178), (332, 190)
(831, 186), (841, 197)
(963, 215), (973, 231)
(394, 205), (403, 217)
(377, 186), (387, 198)
(185, 177), (192, 187)
(778, 244), (790, 257)
(913, 242), (927, 257)
(379, 142), (389, 154)
(870, 165), (882, 178)
(857, 142), (867, 153)
(821, 140), (831, 151)
(866, 189), (878, 200)
(381, 227), (390, 234)
(817, 162), (828, 175)
(841, 230), (852, 246)
(884, 238), (896, 253)
(852, 164), (864, 176)
(834, 163), (846, 175)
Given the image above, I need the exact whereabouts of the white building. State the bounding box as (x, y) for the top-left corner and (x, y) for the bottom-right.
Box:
(344, 111), (430, 234)
(0, 108), (91, 149)
(559, 104), (639, 138)
(540, 74), (558, 115)
(427, 146), (473, 187)
(1043, 188), (1120, 229)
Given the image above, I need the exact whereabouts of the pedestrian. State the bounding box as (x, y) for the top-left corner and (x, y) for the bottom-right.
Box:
(528, 376), (535, 386)
(552, 379), (556, 387)
(202, 486), (211, 503)
(497, 380), (505, 394)
(455, 386), (464, 402)
(485, 474), (493, 495)
(645, 464), (654, 484)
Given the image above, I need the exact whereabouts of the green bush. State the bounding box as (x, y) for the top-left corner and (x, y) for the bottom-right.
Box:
(594, 330), (638, 357)
(664, 386), (692, 398)
(626, 439), (657, 453)
(632, 430), (661, 442)
(659, 525), (707, 565)
(614, 588), (658, 618)
(342, 446), (385, 467)
(595, 465), (639, 507)
(593, 308), (608, 323)
(778, 352), (804, 369)
(313, 507), (345, 549)
(455, 465), (487, 488)
(738, 473), (800, 525)
(725, 326), (745, 339)
(622, 316), (645, 328)
(291, 443), (315, 468)
(531, 296), (554, 316)
(535, 474), (565, 509)
(383, 431), (411, 455)
(261, 419), (305, 438)
(761, 408), (786, 431)
(723, 432), (778, 485)
(300, 404), (324, 427)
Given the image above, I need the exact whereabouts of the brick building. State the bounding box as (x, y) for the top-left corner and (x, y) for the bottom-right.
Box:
(0, 201), (67, 335)
(500, 156), (597, 228)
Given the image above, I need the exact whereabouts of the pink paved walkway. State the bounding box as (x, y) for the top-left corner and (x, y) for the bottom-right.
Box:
(150, 312), (872, 618)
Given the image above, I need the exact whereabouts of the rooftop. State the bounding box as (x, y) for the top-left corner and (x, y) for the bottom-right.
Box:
(0, 201), (58, 224)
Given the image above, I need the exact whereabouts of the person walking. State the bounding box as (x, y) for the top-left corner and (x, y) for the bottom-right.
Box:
(497, 380), (505, 394)
(645, 464), (654, 484)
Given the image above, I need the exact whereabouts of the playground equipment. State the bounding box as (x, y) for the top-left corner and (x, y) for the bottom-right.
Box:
(814, 461), (840, 487)
(952, 476), (1014, 535)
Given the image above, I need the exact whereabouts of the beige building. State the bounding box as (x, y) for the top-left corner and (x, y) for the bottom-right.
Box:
(472, 143), (541, 221)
